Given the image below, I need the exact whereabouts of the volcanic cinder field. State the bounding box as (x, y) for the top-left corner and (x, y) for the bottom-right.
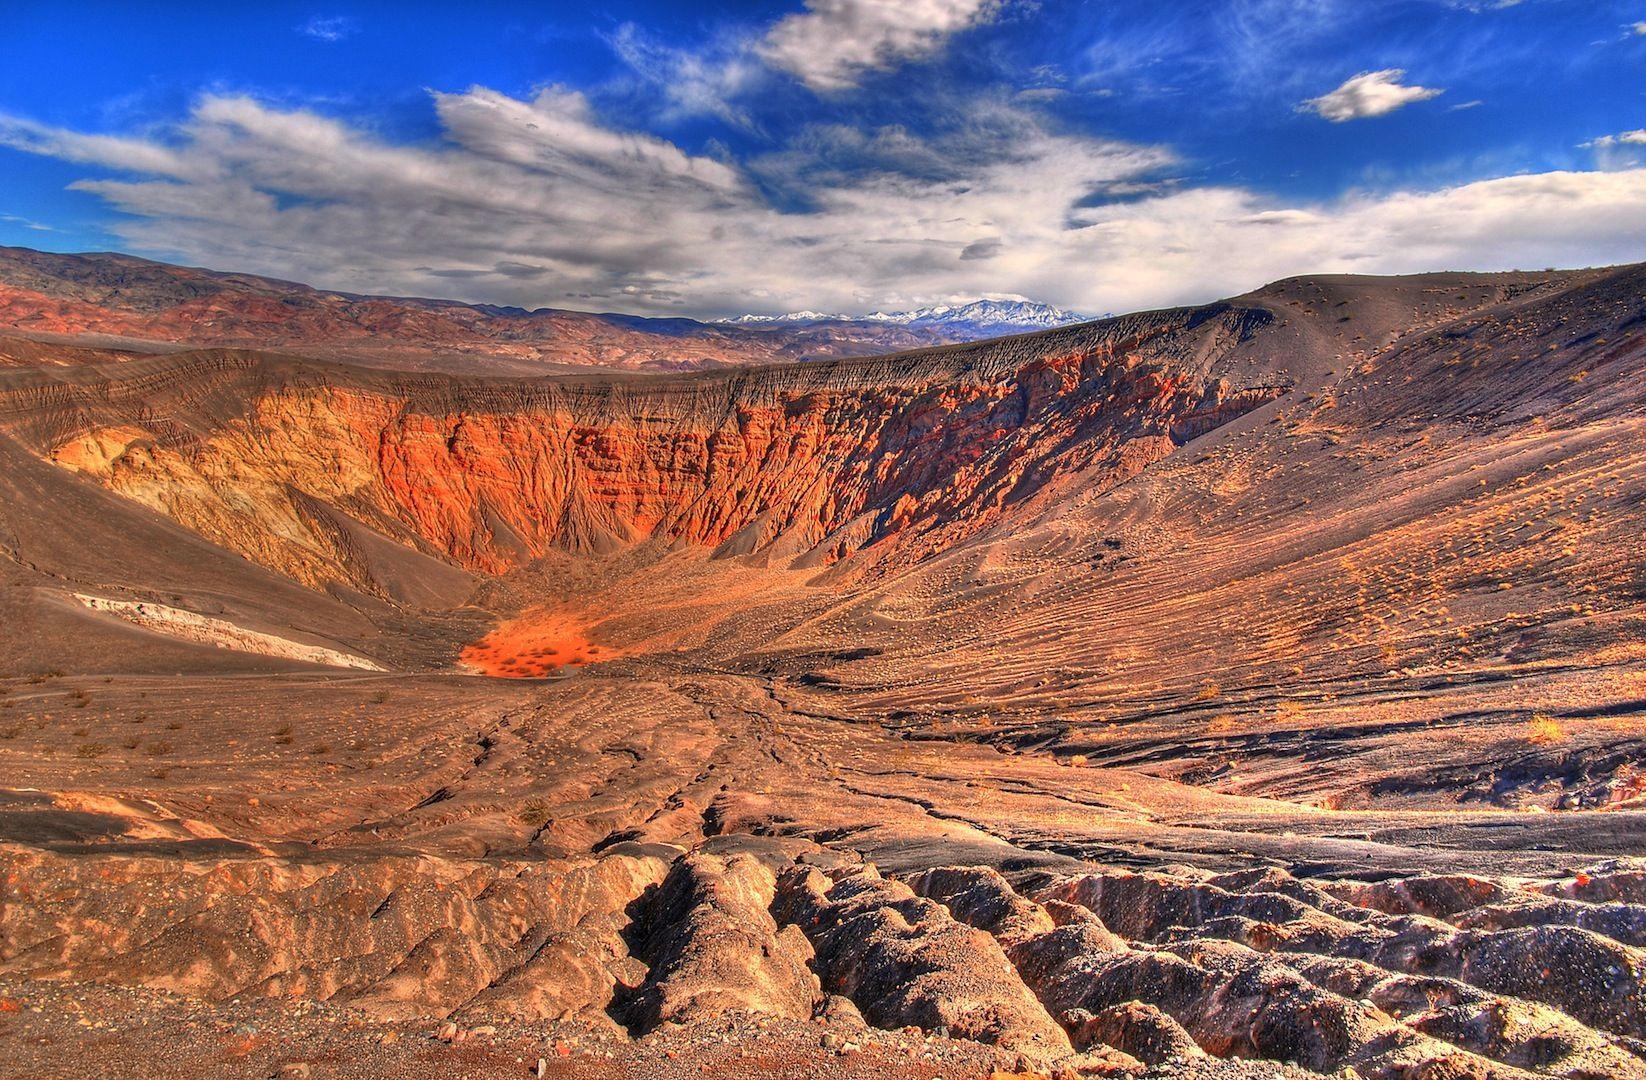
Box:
(2, 254), (1646, 1079)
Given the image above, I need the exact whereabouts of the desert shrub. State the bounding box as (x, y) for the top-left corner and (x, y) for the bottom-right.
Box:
(1526, 714), (1568, 745)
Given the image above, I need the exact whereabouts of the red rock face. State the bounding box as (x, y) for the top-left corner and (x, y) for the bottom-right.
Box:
(13, 306), (1283, 590)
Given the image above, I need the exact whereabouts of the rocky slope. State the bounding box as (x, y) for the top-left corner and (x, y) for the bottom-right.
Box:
(0, 303), (1287, 592)
(0, 262), (1644, 1078)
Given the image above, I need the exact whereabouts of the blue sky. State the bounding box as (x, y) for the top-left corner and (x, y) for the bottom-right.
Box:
(2, 1), (1644, 317)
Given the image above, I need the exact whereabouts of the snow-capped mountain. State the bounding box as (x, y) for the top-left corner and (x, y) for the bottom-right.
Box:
(722, 298), (1087, 337)
(722, 310), (840, 325)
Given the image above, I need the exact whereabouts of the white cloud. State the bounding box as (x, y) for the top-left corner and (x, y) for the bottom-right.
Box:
(1303, 69), (1443, 122)
(1634, 22), (1646, 35)
(4, 89), (1646, 319)
(756, 0), (1002, 91)
(0, 113), (198, 178)
(1584, 130), (1646, 149)
(299, 16), (358, 43)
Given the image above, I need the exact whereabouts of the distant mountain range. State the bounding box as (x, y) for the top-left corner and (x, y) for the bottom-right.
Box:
(0, 247), (1089, 374)
(722, 299), (1087, 336)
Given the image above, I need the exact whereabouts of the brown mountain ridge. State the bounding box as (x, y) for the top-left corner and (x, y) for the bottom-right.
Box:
(0, 245), (1036, 374)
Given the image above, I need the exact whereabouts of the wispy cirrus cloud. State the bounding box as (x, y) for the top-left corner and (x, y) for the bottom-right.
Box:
(0, 214), (56, 232)
(1302, 69), (1443, 122)
(298, 15), (359, 43)
(607, 23), (763, 127)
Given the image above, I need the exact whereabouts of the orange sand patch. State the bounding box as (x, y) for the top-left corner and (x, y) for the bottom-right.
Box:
(460, 610), (623, 678)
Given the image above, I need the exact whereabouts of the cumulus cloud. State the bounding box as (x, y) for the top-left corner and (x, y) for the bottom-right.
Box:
(1303, 69), (1443, 122)
(1584, 130), (1646, 149)
(4, 88), (1646, 318)
(757, 0), (1002, 91)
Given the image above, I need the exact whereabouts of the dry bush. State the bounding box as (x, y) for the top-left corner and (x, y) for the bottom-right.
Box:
(1526, 714), (1568, 746)
(76, 743), (108, 759)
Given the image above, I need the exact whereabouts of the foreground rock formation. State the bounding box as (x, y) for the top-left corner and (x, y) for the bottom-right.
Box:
(0, 261), (1644, 1077)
